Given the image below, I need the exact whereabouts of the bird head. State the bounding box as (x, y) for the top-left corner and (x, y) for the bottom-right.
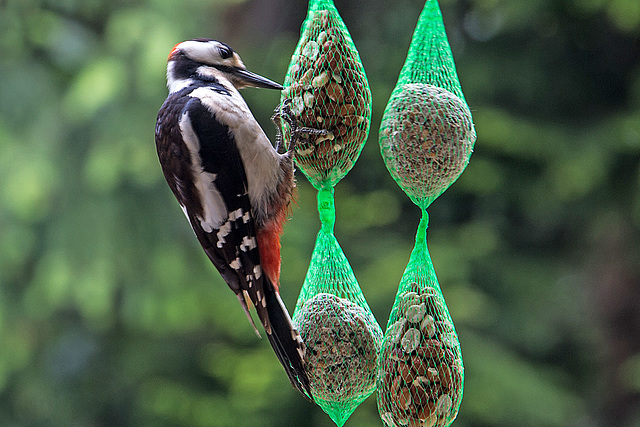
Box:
(166, 38), (283, 93)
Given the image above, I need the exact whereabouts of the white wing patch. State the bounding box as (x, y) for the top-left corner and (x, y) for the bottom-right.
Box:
(240, 236), (257, 252)
(229, 258), (241, 270)
(253, 265), (262, 280)
(179, 111), (228, 232)
(216, 221), (232, 248)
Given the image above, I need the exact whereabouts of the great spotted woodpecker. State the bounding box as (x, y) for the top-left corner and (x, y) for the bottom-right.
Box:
(154, 38), (310, 397)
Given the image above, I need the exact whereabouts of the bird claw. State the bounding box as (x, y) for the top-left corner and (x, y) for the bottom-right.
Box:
(276, 99), (298, 131)
(272, 99), (329, 154)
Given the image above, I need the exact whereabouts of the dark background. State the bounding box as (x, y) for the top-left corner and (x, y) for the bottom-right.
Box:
(1, 0), (639, 425)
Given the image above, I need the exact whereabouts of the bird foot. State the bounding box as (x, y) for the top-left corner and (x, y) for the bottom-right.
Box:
(273, 99), (328, 153)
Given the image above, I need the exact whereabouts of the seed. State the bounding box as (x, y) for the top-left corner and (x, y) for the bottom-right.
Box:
(291, 96), (304, 115)
(417, 340), (444, 359)
(315, 131), (334, 144)
(406, 303), (427, 323)
(410, 354), (428, 376)
(296, 146), (314, 156)
(323, 40), (334, 52)
(438, 364), (453, 390)
(302, 40), (319, 60)
(426, 367), (439, 383)
(300, 68), (313, 89)
(342, 115), (364, 126)
(398, 360), (411, 382)
(402, 291), (420, 307)
(311, 71), (330, 88)
(303, 92), (315, 108)
(300, 110), (318, 127)
(317, 31), (328, 46)
(397, 387), (412, 411)
(381, 412), (397, 427)
(386, 318), (406, 340)
(323, 102), (340, 116)
(440, 332), (458, 348)
(435, 394), (452, 417)
(435, 321), (454, 333)
(419, 403), (437, 427)
(391, 374), (402, 394)
(401, 328), (421, 353)
(410, 380), (429, 406)
(325, 82), (344, 102)
(336, 124), (348, 137)
(339, 103), (356, 116)
(420, 315), (436, 338)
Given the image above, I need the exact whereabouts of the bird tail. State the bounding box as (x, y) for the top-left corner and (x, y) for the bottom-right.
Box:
(260, 281), (311, 400)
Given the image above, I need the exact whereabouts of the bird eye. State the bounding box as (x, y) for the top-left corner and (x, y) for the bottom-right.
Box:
(218, 45), (233, 59)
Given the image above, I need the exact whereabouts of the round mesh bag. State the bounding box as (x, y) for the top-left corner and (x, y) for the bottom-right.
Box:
(376, 1), (474, 426)
(378, 0), (476, 210)
(380, 83), (475, 209)
(281, 0), (372, 190)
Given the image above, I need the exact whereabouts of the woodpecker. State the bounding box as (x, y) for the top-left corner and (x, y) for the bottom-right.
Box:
(154, 38), (310, 397)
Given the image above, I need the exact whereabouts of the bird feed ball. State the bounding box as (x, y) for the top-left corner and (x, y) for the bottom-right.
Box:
(294, 293), (382, 402)
(380, 83), (475, 205)
(377, 287), (463, 427)
(282, 9), (371, 188)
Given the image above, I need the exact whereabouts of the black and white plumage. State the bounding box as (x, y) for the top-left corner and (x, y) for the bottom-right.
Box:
(154, 39), (310, 397)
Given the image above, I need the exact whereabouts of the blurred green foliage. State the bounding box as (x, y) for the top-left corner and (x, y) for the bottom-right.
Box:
(1, 0), (640, 426)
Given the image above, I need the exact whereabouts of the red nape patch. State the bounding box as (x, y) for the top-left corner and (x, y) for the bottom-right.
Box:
(168, 42), (182, 61)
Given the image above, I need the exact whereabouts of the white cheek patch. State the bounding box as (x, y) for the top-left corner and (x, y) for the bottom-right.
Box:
(179, 112), (228, 231)
(167, 62), (195, 93)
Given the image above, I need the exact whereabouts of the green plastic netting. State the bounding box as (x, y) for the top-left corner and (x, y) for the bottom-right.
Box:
(281, 0), (371, 190)
(379, 0), (475, 211)
(376, 1), (475, 426)
(280, 1), (381, 426)
(376, 213), (463, 427)
(292, 188), (382, 426)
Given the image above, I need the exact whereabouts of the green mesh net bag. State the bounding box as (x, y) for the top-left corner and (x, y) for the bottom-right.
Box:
(379, 0), (475, 210)
(293, 188), (382, 426)
(376, 1), (475, 426)
(281, 0), (371, 190)
(280, 1), (382, 425)
(376, 213), (464, 427)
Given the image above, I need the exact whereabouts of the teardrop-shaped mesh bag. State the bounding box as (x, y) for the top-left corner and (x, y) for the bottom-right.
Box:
(377, 213), (463, 427)
(281, 0), (372, 190)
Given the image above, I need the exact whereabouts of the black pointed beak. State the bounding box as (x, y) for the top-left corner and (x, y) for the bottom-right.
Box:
(229, 67), (283, 90)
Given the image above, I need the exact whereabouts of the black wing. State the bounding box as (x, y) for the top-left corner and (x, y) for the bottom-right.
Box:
(155, 90), (310, 397)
